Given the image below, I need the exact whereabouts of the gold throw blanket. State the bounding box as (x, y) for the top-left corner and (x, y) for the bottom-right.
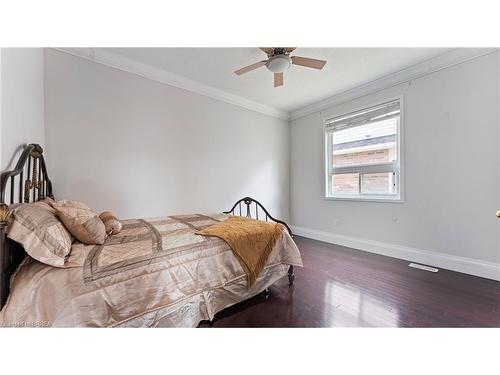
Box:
(196, 216), (284, 287)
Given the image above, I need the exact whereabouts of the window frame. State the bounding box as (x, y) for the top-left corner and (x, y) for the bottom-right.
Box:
(323, 96), (404, 203)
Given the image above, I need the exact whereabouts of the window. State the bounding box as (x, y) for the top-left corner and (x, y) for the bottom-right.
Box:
(324, 99), (402, 201)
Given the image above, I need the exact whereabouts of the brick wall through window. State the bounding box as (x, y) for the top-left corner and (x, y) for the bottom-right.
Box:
(332, 147), (395, 194)
(333, 148), (389, 167)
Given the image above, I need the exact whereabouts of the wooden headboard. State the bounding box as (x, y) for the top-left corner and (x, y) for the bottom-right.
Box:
(0, 143), (53, 309)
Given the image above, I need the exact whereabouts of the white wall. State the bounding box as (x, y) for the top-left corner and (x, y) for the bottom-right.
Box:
(290, 52), (500, 279)
(0, 48), (45, 170)
(44, 49), (290, 220)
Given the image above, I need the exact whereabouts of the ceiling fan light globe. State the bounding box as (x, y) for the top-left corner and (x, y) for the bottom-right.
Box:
(266, 55), (291, 73)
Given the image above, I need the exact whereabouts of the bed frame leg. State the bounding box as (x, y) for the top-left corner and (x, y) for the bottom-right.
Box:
(288, 265), (294, 286)
(262, 288), (270, 299)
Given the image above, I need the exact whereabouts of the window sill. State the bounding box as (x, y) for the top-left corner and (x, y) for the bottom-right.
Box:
(323, 195), (404, 203)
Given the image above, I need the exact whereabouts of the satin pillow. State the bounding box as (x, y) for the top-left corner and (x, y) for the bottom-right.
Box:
(51, 200), (106, 245)
(99, 211), (122, 235)
(7, 200), (74, 267)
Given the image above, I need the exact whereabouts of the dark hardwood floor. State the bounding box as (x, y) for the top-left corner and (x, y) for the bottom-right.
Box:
(200, 236), (500, 327)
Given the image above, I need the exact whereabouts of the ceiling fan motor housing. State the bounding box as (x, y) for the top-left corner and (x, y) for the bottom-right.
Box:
(266, 54), (292, 73)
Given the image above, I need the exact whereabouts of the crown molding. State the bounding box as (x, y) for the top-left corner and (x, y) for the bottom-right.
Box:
(54, 48), (498, 124)
(54, 48), (290, 121)
(290, 48), (499, 121)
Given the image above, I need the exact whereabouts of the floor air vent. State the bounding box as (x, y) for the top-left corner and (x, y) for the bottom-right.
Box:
(408, 263), (439, 273)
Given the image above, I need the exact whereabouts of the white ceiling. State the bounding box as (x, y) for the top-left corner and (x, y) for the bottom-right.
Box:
(105, 47), (452, 113)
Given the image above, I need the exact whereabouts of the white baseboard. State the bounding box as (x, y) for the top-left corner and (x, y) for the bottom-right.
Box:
(291, 225), (500, 281)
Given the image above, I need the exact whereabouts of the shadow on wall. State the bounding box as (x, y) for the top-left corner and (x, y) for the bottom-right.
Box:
(1, 144), (27, 172)
(54, 155), (285, 221)
(57, 176), (133, 219)
(171, 156), (284, 219)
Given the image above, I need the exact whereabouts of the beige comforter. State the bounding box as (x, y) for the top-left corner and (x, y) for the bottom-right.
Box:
(0, 213), (302, 327)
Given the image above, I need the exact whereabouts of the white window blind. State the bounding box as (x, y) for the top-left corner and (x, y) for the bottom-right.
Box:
(325, 100), (400, 132)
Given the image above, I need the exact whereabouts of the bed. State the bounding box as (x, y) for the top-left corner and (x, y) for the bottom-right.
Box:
(0, 144), (302, 327)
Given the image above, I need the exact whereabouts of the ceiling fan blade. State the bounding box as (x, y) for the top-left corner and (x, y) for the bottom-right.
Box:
(291, 56), (327, 70)
(234, 60), (267, 75)
(259, 47), (274, 55)
(274, 72), (283, 87)
(284, 47), (297, 53)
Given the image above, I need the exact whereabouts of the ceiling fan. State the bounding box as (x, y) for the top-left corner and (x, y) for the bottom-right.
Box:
(234, 47), (327, 87)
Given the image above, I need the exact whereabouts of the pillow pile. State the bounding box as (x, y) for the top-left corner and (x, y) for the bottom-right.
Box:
(7, 198), (122, 268)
